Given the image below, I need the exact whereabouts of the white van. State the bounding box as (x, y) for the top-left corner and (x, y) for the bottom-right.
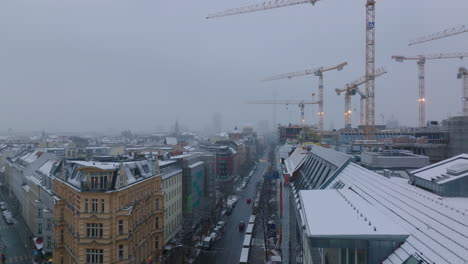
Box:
(202, 236), (212, 250)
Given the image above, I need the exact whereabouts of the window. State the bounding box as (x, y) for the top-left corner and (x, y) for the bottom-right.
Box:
(91, 199), (98, 212)
(119, 245), (124, 259)
(100, 175), (107, 190)
(101, 199), (105, 212)
(46, 236), (52, 248)
(119, 220), (124, 235)
(60, 208), (64, 220)
(60, 230), (64, 243)
(155, 217), (159, 229)
(86, 248), (104, 264)
(155, 238), (159, 249)
(46, 218), (52, 230)
(38, 223), (43, 234)
(85, 199), (89, 212)
(38, 208), (43, 218)
(142, 164), (150, 173)
(86, 223), (104, 238)
(91, 176), (99, 189)
(155, 199), (159, 210)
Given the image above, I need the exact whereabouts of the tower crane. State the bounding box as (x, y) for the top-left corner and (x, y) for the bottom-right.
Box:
(262, 62), (347, 132)
(207, 0), (379, 140)
(247, 99), (318, 127)
(409, 24), (468, 46)
(457, 67), (468, 116)
(392, 52), (468, 127)
(335, 67), (387, 129)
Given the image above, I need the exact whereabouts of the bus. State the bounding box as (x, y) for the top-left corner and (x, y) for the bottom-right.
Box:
(239, 247), (250, 264)
(248, 215), (256, 224)
(246, 223), (254, 235)
(242, 234), (252, 248)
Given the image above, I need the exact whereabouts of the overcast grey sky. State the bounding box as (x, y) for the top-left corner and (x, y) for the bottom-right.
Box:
(1, 0), (467, 133)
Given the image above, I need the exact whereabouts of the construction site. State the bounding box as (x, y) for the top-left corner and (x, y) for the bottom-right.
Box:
(206, 0), (468, 165)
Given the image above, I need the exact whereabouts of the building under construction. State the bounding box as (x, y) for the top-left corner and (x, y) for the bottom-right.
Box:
(446, 116), (468, 157)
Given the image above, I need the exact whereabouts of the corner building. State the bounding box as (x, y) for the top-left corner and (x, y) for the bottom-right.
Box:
(53, 159), (164, 264)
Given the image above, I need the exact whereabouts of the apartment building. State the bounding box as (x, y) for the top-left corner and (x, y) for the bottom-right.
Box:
(53, 158), (164, 264)
(160, 160), (183, 244)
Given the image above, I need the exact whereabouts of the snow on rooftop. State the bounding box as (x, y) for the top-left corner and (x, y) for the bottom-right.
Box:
(310, 145), (351, 168)
(411, 154), (468, 184)
(70, 160), (119, 170)
(327, 162), (468, 264)
(170, 153), (196, 159)
(165, 137), (177, 146)
(38, 160), (58, 176)
(299, 189), (408, 239)
(188, 161), (204, 169)
(20, 150), (42, 164)
(159, 160), (176, 167)
(162, 169), (182, 180)
(284, 147), (308, 175)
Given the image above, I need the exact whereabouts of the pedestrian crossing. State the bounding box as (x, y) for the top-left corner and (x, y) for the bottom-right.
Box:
(4, 254), (30, 263)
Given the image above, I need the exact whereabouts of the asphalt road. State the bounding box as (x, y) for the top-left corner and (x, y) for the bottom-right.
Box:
(195, 157), (268, 264)
(0, 199), (31, 263)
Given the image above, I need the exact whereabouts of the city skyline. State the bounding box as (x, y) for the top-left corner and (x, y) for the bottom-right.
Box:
(0, 0), (467, 132)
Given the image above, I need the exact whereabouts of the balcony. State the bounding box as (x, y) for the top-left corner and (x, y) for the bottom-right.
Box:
(80, 181), (111, 192)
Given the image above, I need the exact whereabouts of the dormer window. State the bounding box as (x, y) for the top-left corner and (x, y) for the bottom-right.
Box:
(142, 164), (150, 174)
(87, 172), (108, 191)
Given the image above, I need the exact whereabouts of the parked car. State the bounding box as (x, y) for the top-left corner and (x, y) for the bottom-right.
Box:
(2, 210), (14, 225)
(0, 202), (6, 211)
(238, 221), (245, 232)
(210, 232), (217, 240)
(216, 221), (225, 232)
(202, 236), (212, 250)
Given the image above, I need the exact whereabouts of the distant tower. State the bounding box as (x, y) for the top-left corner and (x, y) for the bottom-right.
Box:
(174, 120), (180, 136)
(213, 112), (222, 134)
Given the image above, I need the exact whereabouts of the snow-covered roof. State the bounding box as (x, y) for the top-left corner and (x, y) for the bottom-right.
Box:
(188, 161), (204, 169)
(300, 189), (408, 239)
(69, 160), (119, 170)
(165, 137), (178, 146)
(325, 163), (468, 264)
(64, 159), (157, 190)
(162, 169), (182, 180)
(20, 150), (42, 164)
(229, 147), (237, 155)
(159, 160), (177, 167)
(310, 145), (350, 168)
(170, 153), (198, 159)
(38, 160), (58, 176)
(411, 153), (468, 184)
(284, 147), (308, 175)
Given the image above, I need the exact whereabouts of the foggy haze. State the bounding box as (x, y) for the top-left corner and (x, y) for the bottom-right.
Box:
(1, 0), (467, 133)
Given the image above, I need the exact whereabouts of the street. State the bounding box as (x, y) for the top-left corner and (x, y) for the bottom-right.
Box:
(0, 197), (31, 264)
(195, 156), (268, 264)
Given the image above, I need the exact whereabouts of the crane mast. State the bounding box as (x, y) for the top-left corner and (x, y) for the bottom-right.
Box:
(392, 52), (468, 127)
(409, 24), (468, 46)
(458, 67), (468, 116)
(263, 62), (347, 133)
(365, 0), (376, 140)
(207, 0), (378, 137)
(336, 67), (387, 129)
